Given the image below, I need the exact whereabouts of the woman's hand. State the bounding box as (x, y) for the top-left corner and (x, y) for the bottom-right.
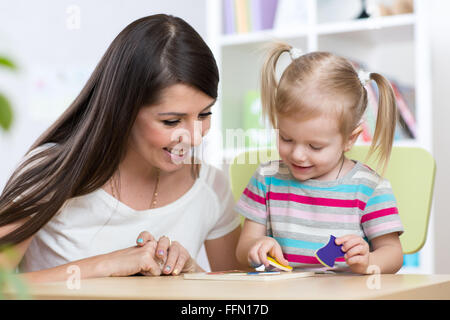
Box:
(105, 239), (162, 277)
(335, 234), (370, 274)
(136, 231), (197, 275)
(248, 236), (288, 269)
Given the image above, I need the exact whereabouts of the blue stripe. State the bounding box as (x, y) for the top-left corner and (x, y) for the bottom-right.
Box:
(250, 177), (266, 193)
(273, 237), (323, 250)
(366, 194), (396, 207)
(266, 177), (373, 196)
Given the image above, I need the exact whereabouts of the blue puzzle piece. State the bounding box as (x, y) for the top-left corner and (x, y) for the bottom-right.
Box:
(315, 235), (345, 268)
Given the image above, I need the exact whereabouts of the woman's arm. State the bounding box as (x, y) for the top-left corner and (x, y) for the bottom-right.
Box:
(1, 220), (163, 283)
(0, 218), (34, 269)
(19, 241), (163, 283)
(204, 225), (245, 271)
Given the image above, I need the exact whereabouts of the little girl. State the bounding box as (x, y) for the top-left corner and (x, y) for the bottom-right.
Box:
(235, 42), (404, 274)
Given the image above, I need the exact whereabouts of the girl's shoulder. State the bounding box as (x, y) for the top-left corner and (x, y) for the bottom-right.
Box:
(349, 160), (391, 189)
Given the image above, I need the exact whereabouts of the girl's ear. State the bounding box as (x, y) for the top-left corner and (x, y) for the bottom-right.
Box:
(344, 124), (363, 152)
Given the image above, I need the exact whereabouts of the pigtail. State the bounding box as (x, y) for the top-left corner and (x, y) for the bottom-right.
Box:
(367, 73), (398, 175)
(260, 42), (292, 128)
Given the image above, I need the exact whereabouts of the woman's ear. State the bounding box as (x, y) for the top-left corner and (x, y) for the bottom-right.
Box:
(343, 125), (363, 152)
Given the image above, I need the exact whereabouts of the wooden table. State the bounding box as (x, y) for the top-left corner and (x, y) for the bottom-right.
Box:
(10, 273), (450, 300)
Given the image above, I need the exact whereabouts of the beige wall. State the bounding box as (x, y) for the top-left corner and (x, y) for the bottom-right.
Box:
(430, 0), (450, 273)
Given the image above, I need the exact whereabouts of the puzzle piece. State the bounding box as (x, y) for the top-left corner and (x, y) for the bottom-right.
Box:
(315, 235), (345, 268)
(267, 256), (293, 272)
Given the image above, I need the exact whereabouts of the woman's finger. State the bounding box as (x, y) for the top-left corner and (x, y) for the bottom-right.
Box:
(156, 235), (171, 261)
(172, 252), (190, 275)
(140, 242), (162, 276)
(163, 242), (180, 275)
(136, 231), (155, 246)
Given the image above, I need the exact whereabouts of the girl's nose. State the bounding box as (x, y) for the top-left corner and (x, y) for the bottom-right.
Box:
(291, 145), (308, 163)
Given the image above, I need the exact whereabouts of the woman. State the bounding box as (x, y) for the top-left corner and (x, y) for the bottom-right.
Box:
(0, 14), (242, 282)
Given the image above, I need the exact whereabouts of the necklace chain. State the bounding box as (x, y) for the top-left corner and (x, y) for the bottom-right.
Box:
(110, 169), (161, 209)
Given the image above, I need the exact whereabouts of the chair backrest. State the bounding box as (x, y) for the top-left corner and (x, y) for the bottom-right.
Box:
(229, 146), (436, 254)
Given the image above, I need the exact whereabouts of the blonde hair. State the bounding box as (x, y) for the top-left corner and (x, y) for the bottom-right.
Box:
(261, 42), (398, 175)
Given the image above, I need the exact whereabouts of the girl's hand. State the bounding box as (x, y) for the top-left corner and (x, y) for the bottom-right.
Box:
(136, 231), (196, 275)
(335, 234), (370, 274)
(248, 236), (288, 269)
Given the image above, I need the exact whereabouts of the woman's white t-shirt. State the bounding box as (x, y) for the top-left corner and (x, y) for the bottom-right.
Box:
(18, 145), (241, 272)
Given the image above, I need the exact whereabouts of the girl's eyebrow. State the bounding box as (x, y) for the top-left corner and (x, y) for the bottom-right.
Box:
(157, 100), (216, 116)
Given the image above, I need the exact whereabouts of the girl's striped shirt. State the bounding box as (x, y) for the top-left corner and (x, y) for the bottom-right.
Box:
(235, 160), (404, 270)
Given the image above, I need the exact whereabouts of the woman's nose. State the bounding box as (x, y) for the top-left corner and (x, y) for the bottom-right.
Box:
(178, 120), (203, 147)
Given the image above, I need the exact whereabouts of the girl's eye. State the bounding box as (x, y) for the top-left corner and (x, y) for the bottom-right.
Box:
(280, 135), (292, 143)
(162, 119), (180, 126)
(310, 144), (322, 151)
(199, 112), (212, 119)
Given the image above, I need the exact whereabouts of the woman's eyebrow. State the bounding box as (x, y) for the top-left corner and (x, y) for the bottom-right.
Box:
(157, 100), (216, 116)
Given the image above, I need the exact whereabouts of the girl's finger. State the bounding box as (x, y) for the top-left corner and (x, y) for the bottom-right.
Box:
(270, 245), (289, 266)
(345, 244), (367, 259)
(136, 231), (155, 246)
(335, 234), (357, 246)
(341, 237), (365, 252)
(248, 244), (262, 267)
(347, 255), (365, 266)
(258, 242), (273, 267)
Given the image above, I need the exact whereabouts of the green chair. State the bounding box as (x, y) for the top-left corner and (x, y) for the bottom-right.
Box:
(229, 146), (436, 254)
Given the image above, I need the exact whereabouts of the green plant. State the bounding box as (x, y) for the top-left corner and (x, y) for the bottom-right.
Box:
(0, 55), (16, 131)
(0, 56), (27, 299)
(0, 246), (30, 299)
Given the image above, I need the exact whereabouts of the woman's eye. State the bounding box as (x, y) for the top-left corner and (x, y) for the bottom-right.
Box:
(199, 112), (212, 119)
(162, 119), (180, 126)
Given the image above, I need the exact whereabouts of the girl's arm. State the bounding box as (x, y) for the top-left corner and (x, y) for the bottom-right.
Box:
(337, 232), (403, 274)
(235, 219), (267, 267)
(367, 233), (403, 273)
(205, 225), (244, 271)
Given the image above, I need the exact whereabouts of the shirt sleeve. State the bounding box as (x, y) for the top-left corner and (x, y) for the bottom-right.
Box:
(205, 166), (241, 240)
(361, 178), (404, 241)
(234, 164), (268, 226)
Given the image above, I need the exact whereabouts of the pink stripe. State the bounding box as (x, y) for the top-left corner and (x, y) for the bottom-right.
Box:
(283, 253), (345, 265)
(364, 220), (403, 236)
(236, 199), (267, 219)
(361, 207), (399, 223)
(267, 191), (366, 210)
(243, 188), (266, 205)
(269, 206), (360, 224)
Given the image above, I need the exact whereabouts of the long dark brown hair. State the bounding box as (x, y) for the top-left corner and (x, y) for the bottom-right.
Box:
(0, 14), (219, 246)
